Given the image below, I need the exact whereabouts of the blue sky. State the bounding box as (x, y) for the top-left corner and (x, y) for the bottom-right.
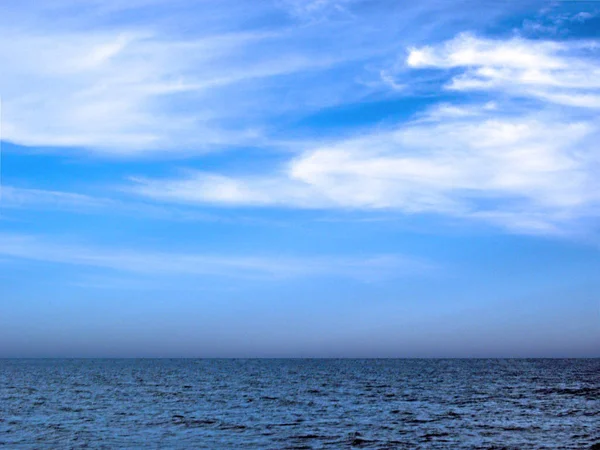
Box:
(1, 0), (599, 357)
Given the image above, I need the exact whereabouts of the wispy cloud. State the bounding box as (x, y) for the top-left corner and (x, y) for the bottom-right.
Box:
(2, 186), (116, 210)
(126, 32), (600, 235)
(521, 6), (600, 37)
(406, 33), (600, 108)
(279, 0), (356, 22)
(0, 233), (431, 281)
(0, 0), (532, 155)
(0, 185), (221, 222)
(0, 2), (377, 154)
(0, 29), (303, 153)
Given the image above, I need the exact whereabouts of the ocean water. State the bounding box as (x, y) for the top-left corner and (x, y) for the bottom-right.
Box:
(1, 359), (598, 449)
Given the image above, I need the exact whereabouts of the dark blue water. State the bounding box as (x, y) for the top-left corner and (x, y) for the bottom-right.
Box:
(1, 359), (598, 449)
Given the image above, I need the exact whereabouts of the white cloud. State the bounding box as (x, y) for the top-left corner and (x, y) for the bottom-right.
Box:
(0, 1), (535, 154)
(3, 6), (599, 237)
(1, 0), (394, 155)
(129, 111), (600, 234)
(0, 1), (396, 154)
(415, 102), (497, 121)
(128, 33), (600, 235)
(0, 28), (328, 153)
(0, 233), (430, 280)
(406, 33), (600, 108)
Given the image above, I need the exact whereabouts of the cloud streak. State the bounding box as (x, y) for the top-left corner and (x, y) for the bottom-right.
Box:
(130, 112), (600, 234)
(0, 233), (431, 281)
(0, 0), (534, 155)
(0, 185), (223, 222)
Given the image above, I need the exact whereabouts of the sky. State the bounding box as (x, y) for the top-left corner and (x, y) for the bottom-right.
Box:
(0, 0), (599, 358)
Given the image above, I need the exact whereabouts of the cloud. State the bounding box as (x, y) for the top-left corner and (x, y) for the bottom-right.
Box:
(0, 1), (385, 154)
(128, 32), (600, 235)
(2, 186), (116, 210)
(0, 185), (221, 222)
(278, 0), (356, 22)
(3, 5), (599, 237)
(1, 185), (313, 227)
(0, 0), (538, 155)
(0, 233), (430, 281)
(521, 7), (600, 37)
(0, 2), (383, 155)
(129, 111), (600, 234)
(406, 33), (600, 108)
(0, 28), (317, 153)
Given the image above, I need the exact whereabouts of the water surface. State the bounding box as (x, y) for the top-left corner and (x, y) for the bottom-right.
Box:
(1, 359), (598, 449)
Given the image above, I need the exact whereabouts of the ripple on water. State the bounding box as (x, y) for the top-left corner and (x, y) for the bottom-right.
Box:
(0, 359), (598, 449)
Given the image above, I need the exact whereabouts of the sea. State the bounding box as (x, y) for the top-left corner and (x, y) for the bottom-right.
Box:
(1, 359), (598, 449)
